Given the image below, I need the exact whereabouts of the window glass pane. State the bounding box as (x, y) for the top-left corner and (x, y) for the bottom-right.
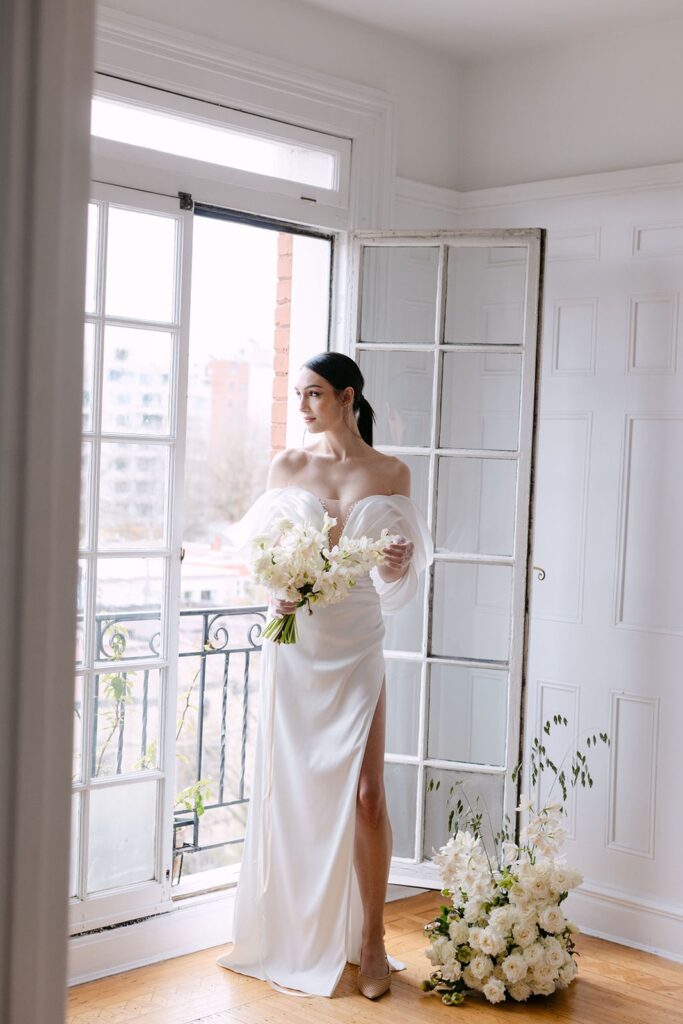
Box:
(286, 233), (333, 447)
(423, 769), (504, 860)
(87, 779), (157, 893)
(105, 207), (177, 323)
(80, 441), (91, 548)
(76, 559), (87, 665)
(70, 793), (80, 899)
(445, 245), (527, 345)
(385, 763), (417, 858)
(359, 350), (434, 447)
(398, 453), (430, 520)
(428, 664), (508, 766)
(182, 217), (332, 621)
(360, 246), (439, 344)
(85, 203), (99, 315)
(98, 442), (169, 549)
(92, 97), (337, 190)
(382, 573), (425, 653)
(432, 563), (512, 662)
(95, 557), (164, 662)
(91, 669), (161, 777)
(436, 456), (516, 556)
(439, 351), (521, 451)
(101, 326), (173, 435)
(73, 675), (84, 783)
(385, 660), (421, 756)
(83, 323), (95, 431)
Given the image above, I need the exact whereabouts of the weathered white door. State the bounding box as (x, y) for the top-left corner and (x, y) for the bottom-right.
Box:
(350, 230), (544, 885)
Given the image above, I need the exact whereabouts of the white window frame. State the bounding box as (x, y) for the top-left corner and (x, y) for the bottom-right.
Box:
(92, 75), (351, 220)
(94, 10), (394, 231)
(71, 182), (193, 933)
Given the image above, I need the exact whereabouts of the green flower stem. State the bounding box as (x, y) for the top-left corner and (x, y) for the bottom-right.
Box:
(262, 612), (299, 644)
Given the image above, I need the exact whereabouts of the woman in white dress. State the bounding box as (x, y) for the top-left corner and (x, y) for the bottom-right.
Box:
(216, 352), (434, 999)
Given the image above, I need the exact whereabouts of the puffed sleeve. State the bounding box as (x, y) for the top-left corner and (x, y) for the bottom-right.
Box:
(222, 487), (287, 565)
(367, 496), (434, 614)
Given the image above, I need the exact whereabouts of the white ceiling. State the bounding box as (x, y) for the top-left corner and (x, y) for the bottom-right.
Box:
(296, 0), (683, 60)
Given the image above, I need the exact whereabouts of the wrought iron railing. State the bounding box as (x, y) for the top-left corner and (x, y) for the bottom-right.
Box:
(88, 603), (267, 885)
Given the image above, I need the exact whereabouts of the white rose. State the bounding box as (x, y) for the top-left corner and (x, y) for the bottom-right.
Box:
(483, 977), (506, 1004)
(501, 953), (528, 984)
(531, 977), (556, 996)
(508, 981), (533, 1002)
(538, 905), (566, 934)
(533, 959), (559, 984)
(448, 919), (469, 945)
(425, 935), (451, 965)
(467, 926), (485, 951)
(512, 919), (538, 947)
(479, 927), (507, 957)
(522, 942), (545, 967)
(559, 958), (578, 984)
(469, 954), (494, 981)
(441, 959), (462, 983)
(489, 905), (515, 934)
(543, 936), (566, 969)
(462, 965), (484, 991)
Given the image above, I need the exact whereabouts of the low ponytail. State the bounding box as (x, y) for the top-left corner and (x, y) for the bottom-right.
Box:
(355, 394), (376, 447)
(302, 351), (376, 448)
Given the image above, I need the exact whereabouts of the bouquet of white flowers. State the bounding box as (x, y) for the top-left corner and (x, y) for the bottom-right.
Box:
(422, 719), (609, 1006)
(250, 511), (398, 643)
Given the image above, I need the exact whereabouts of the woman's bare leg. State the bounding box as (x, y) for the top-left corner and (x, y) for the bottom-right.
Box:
(354, 677), (392, 977)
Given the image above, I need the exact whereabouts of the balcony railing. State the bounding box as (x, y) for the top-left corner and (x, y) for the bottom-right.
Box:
(82, 603), (268, 885)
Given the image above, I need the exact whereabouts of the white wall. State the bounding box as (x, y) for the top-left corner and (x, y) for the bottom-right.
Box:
(458, 16), (683, 189)
(102, 0), (462, 191)
(396, 165), (683, 961)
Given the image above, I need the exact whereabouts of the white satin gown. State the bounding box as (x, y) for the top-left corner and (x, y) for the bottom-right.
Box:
(215, 485), (434, 997)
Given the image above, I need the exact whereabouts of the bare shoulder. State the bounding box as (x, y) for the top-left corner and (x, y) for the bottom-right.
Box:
(266, 447), (309, 489)
(371, 452), (411, 498)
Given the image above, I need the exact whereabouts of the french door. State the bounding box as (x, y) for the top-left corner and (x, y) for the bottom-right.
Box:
(72, 183), (192, 929)
(351, 230), (544, 885)
(73, 207), (543, 927)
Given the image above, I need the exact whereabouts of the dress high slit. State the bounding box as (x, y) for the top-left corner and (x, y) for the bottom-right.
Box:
(215, 485), (434, 997)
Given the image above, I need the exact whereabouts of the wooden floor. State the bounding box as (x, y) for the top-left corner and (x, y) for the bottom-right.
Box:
(67, 892), (683, 1024)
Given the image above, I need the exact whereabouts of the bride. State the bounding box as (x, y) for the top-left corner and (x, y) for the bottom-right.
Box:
(216, 351), (434, 999)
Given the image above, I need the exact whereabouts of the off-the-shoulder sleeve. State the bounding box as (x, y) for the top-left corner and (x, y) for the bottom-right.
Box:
(366, 496), (435, 614)
(222, 487), (288, 565)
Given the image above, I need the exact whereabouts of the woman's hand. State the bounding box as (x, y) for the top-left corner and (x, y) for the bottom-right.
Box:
(270, 594), (300, 617)
(378, 535), (414, 583)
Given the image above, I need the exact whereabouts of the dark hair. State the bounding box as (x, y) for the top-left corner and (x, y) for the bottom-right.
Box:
(302, 351), (377, 447)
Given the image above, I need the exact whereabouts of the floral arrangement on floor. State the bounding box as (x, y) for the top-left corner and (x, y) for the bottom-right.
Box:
(250, 512), (397, 643)
(422, 717), (609, 1006)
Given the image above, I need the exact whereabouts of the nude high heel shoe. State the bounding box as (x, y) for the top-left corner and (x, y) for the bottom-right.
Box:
(357, 947), (391, 999)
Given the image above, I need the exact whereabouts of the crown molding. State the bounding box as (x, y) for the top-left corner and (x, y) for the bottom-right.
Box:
(395, 159), (683, 218)
(96, 7), (394, 120)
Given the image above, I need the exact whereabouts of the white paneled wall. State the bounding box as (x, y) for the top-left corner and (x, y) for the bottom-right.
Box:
(394, 169), (683, 960)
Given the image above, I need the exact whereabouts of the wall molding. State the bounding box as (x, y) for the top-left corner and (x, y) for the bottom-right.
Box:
(395, 160), (683, 217)
(614, 413), (683, 637)
(570, 879), (683, 963)
(607, 691), (659, 859)
(68, 883), (416, 985)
